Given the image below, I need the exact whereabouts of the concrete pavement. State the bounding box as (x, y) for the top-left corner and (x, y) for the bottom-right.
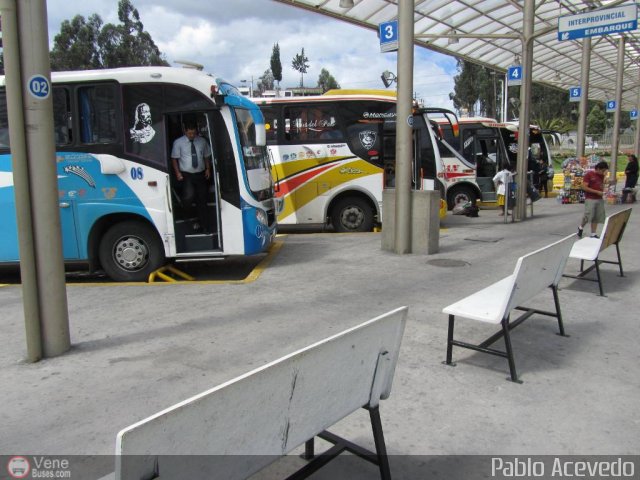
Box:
(1, 198), (638, 478)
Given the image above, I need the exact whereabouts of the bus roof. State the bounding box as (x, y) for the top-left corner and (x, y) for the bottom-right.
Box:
(250, 89), (408, 106)
(1, 66), (235, 96)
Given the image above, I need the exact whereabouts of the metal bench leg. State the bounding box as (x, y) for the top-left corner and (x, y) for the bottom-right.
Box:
(501, 317), (521, 383)
(615, 243), (624, 277)
(445, 314), (456, 365)
(595, 260), (605, 296)
(303, 438), (315, 460)
(369, 406), (392, 480)
(551, 285), (567, 337)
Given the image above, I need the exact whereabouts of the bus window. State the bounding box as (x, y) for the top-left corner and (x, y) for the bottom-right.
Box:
(53, 87), (72, 145)
(283, 104), (339, 142)
(78, 84), (118, 144)
(210, 110), (240, 207)
(235, 108), (272, 200)
(0, 91), (9, 150)
(260, 105), (279, 144)
(122, 84), (165, 167)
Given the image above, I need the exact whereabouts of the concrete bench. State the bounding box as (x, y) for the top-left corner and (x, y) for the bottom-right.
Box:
(563, 208), (632, 296)
(101, 307), (408, 480)
(443, 234), (576, 383)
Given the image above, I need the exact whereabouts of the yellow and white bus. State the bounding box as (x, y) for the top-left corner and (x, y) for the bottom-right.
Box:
(254, 90), (454, 231)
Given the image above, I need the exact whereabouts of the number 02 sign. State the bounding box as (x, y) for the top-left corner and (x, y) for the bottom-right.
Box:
(27, 75), (51, 100)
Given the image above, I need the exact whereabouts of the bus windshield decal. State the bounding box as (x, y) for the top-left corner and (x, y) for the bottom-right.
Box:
(359, 131), (377, 150)
(129, 103), (156, 144)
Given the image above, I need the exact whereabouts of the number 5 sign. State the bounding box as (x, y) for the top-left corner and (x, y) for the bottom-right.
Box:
(27, 74), (51, 100)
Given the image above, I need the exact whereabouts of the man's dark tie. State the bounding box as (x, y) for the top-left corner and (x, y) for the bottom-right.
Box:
(190, 140), (198, 169)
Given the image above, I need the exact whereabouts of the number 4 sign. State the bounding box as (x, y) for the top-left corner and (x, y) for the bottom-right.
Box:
(507, 66), (523, 86)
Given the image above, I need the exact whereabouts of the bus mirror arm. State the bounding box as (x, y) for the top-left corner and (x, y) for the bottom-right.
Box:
(267, 148), (280, 192)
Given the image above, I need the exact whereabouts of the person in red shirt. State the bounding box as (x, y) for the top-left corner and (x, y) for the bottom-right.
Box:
(577, 161), (609, 238)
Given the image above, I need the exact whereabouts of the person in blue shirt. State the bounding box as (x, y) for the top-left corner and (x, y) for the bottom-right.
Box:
(171, 124), (212, 232)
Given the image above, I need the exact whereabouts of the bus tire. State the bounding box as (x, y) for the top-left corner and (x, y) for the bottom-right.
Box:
(331, 197), (374, 232)
(447, 185), (477, 210)
(99, 221), (165, 282)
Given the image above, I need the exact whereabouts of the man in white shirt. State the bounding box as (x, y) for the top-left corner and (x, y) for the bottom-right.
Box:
(171, 124), (212, 232)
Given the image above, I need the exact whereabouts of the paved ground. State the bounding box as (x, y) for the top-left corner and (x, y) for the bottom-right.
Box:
(0, 198), (638, 479)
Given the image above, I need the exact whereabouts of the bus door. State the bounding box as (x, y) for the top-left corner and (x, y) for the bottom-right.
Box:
(460, 126), (502, 202)
(411, 115), (439, 192)
(166, 111), (222, 255)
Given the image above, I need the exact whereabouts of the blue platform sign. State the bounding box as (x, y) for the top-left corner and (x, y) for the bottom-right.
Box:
(27, 74), (50, 100)
(507, 66), (523, 86)
(558, 4), (638, 41)
(606, 100), (617, 113)
(631, 109), (638, 120)
(569, 87), (581, 102)
(379, 20), (398, 53)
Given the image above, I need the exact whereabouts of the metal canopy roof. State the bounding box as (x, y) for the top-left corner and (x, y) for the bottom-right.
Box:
(273, 0), (640, 111)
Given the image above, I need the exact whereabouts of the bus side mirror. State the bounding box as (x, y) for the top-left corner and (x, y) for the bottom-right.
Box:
(255, 124), (266, 147)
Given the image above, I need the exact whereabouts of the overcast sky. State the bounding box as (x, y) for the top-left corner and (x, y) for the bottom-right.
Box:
(45, 0), (457, 109)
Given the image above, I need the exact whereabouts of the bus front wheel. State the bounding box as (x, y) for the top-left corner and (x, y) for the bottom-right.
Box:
(99, 221), (165, 282)
(447, 186), (477, 210)
(331, 197), (374, 232)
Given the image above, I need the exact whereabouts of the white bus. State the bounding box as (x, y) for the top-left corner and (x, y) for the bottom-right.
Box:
(435, 118), (553, 206)
(253, 90), (454, 231)
(0, 67), (277, 281)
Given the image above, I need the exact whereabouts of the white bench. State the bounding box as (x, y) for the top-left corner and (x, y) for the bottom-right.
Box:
(443, 234), (576, 383)
(563, 208), (632, 296)
(101, 307), (408, 480)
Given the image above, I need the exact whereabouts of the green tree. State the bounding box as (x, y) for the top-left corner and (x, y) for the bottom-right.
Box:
(99, 0), (167, 68)
(317, 68), (340, 92)
(50, 14), (103, 70)
(270, 43), (282, 89)
(587, 104), (607, 135)
(291, 48), (310, 87)
(50, 0), (168, 70)
(257, 69), (275, 94)
(449, 60), (492, 117)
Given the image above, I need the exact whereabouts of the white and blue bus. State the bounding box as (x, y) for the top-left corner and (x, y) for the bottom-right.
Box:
(0, 67), (277, 281)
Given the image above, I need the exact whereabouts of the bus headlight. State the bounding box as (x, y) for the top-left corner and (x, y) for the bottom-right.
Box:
(256, 208), (268, 225)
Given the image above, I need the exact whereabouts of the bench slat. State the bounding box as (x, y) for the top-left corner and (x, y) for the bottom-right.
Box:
(114, 307), (408, 480)
(443, 276), (515, 324)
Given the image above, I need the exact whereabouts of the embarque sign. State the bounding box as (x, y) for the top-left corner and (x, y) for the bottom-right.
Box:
(558, 4), (638, 41)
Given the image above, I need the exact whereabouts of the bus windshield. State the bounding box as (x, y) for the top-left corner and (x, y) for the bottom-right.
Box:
(234, 108), (272, 199)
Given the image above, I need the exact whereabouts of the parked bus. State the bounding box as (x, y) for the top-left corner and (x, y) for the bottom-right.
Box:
(253, 90), (456, 231)
(434, 118), (553, 207)
(0, 67), (277, 281)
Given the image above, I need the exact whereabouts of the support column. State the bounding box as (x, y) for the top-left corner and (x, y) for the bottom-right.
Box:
(1, 0), (70, 360)
(515, 0), (534, 221)
(576, 38), (591, 160)
(610, 36), (625, 188)
(635, 68), (640, 157)
(393, 0), (414, 253)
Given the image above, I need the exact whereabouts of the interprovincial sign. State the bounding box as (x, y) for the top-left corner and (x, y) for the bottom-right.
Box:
(558, 4), (638, 41)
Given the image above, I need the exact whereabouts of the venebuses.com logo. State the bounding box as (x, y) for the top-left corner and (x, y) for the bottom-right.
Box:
(6, 456), (30, 479)
(6, 456), (72, 478)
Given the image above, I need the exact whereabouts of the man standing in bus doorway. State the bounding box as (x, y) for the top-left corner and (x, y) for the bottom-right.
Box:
(171, 124), (212, 233)
(577, 161), (609, 238)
